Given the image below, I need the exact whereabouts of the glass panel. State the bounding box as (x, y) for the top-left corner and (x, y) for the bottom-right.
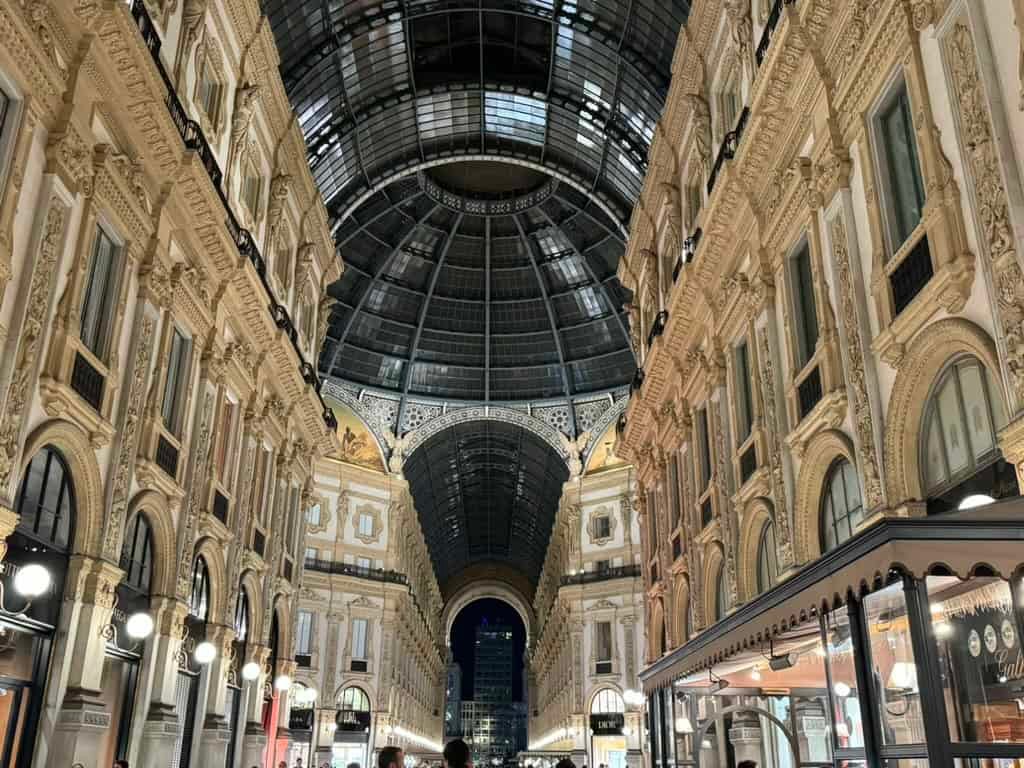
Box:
(698, 408), (711, 490)
(960, 363), (996, 459)
(927, 575), (1024, 744)
(940, 374), (971, 477)
(595, 622), (612, 662)
(925, 413), (949, 491)
(80, 227), (119, 359)
(162, 329), (189, 432)
(954, 759), (1024, 767)
(791, 243), (819, 368)
(757, 521), (777, 594)
(735, 340), (754, 441)
(825, 610), (866, 750)
(296, 611), (313, 655)
(863, 582), (926, 745)
(879, 82), (926, 250)
(352, 618), (367, 659)
(98, 654), (136, 767)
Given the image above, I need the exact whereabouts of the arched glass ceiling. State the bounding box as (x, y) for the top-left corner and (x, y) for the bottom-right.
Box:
(320, 171), (634, 408)
(403, 419), (570, 589)
(262, 0), (691, 226)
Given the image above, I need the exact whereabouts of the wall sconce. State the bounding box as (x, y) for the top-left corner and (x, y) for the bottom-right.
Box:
(242, 661), (262, 681)
(0, 562), (51, 617)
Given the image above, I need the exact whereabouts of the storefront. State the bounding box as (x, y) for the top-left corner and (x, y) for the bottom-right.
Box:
(284, 683), (317, 768)
(642, 498), (1024, 768)
(591, 690), (628, 768)
(0, 447), (77, 768)
(333, 686), (372, 768)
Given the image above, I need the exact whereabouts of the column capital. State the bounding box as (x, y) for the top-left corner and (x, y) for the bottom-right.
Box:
(64, 554), (123, 608)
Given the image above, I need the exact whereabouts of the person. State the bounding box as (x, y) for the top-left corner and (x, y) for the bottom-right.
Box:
(443, 738), (471, 768)
(379, 746), (405, 768)
(113, 761), (129, 768)
(347, 763), (360, 768)
(737, 762), (757, 768)
(554, 759), (575, 768)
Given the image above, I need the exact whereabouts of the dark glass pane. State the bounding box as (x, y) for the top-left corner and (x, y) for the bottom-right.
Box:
(880, 84), (926, 249)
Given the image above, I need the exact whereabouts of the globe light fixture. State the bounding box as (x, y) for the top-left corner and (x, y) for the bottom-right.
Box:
(125, 612), (155, 640)
(275, 674), (292, 691)
(14, 563), (51, 599)
(959, 493), (995, 510)
(833, 681), (851, 698)
(242, 662), (262, 681)
(194, 641), (217, 665)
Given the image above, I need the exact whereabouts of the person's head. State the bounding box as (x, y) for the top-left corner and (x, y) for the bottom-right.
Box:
(443, 738), (471, 768)
(554, 759), (575, 768)
(114, 761), (129, 768)
(737, 762), (757, 768)
(379, 746), (404, 768)
(347, 763), (360, 768)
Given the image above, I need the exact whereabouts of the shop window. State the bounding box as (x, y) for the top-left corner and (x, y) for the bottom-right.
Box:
(927, 575), (1024, 746)
(863, 581), (926, 746)
(821, 458), (864, 553)
(15, 447), (74, 551)
(756, 519), (777, 594)
(921, 357), (1013, 509)
(189, 555), (210, 622)
(80, 225), (122, 361)
(734, 339), (755, 444)
(592, 689), (624, 714)
(824, 609), (866, 750)
(788, 240), (819, 370)
(295, 610), (313, 655)
(119, 514), (153, 594)
(161, 327), (191, 436)
(873, 77), (926, 257)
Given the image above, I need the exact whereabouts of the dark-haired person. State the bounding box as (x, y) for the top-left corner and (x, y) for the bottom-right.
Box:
(379, 746), (405, 768)
(442, 738), (471, 768)
(737, 761), (758, 768)
(554, 759), (576, 768)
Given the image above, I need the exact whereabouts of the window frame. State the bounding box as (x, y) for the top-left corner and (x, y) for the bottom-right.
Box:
(787, 237), (820, 372)
(870, 73), (927, 261)
(0, 78), (22, 195)
(161, 325), (192, 437)
(79, 222), (124, 363)
(295, 610), (314, 656)
(733, 338), (755, 445)
(120, 512), (154, 595)
(756, 519), (778, 594)
(189, 555), (211, 622)
(594, 620), (613, 664)
(351, 617), (369, 660)
(820, 458), (865, 553)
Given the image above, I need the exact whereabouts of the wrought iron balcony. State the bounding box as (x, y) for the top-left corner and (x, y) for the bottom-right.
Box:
(303, 557), (409, 585)
(647, 310), (668, 348)
(707, 107), (751, 196)
(560, 564), (641, 586)
(128, 0), (334, 429)
(673, 228), (703, 283)
(756, 0), (798, 69)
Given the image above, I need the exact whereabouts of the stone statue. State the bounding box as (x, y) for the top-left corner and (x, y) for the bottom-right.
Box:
(559, 430), (591, 477)
(383, 429), (409, 474)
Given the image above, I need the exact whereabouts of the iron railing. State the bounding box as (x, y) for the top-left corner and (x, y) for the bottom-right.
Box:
(756, 0), (798, 68)
(303, 557), (409, 585)
(707, 107), (751, 196)
(560, 564), (641, 586)
(891, 234), (934, 316)
(797, 364), (823, 420)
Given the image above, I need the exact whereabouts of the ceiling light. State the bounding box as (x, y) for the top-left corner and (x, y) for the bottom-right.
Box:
(194, 641), (217, 665)
(125, 612), (154, 640)
(934, 621), (953, 639)
(833, 681), (851, 698)
(242, 662), (262, 681)
(769, 653), (797, 672)
(14, 563), (50, 598)
(275, 674), (292, 691)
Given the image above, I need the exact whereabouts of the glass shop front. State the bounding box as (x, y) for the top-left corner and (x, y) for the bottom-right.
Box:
(642, 501), (1024, 768)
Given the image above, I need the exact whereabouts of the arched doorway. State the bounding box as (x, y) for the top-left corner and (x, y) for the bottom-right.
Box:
(447, 599), (528, 765)
(1, 446), (77, 768)
(333, 685), (373, 768)
(589, 688), (627, 768)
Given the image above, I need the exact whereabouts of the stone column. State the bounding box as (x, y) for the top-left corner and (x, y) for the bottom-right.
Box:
(138, 597), (190, 768)
(727, 710), (762, 767)
(793, 697), (829, 763)
(43, 557), (123, 768)
(240, 645), (272, 768)
(199, 623), (238, 767)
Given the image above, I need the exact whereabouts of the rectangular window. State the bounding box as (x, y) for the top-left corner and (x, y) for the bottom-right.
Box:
(351, 618), (368, 659)
(80, 226), (121, 360)
(356, 556), (371, 570)
(594, 515), (611, 539)
(161, 328), (190, 434)
(253, 447), (271, 526)
(306, 503), (321, 526)
(215, 397), (238, 484)
(686, 182), (702, 225)
(875, 79), (926, 254)
(697, 407), (712, 491)
(735, 340), (754, 442)
(198, 74), (222, 125)
(242, 164), (262, 216)
(720, 89), (739, 141)
(667, 453), (681, 529)
(301, 294), (315, 343)
(358, 513), (373, 537)
(295, 610), (313, 655)
(595, 559), (611, 573)
(0, 89), (10, 133)
(304, 546), (317, 562)
(646, 488), (659, 548)
(789, 241), (819, 369)
(595, 621), (613, 662)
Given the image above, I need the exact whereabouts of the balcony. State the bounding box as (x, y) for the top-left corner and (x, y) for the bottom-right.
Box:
(127, 0), (336, 433)
(303, 557), (409, 585)
(647, 310), (668, 348)
(560, 564), (641, 586)
(707, 107), (751, 196)
(890, 234), (934, 316)
(756, 0), (798, 69)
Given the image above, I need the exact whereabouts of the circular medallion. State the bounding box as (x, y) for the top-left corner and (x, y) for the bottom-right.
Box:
(985, 624), (999, 653)
(969, 629), (982, 657)
(1003, 619), (1017, 649)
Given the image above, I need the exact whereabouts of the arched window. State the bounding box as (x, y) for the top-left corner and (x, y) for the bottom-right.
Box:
(591, 689), (625, 714)
(120, 513), (153, 594)
(189, 555), (210, 621)
(235, 587), (250, 644)
(16, 446), (75, 551)
(921, 357), (1008, 499)
(756, 519), (778, 594)
(339, 686), (370, 711)
(714, 559), (728, 622)
(821, 459), (863, 552)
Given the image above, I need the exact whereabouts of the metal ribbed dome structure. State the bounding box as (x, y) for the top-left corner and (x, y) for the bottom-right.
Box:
(321, 166), (634, 411)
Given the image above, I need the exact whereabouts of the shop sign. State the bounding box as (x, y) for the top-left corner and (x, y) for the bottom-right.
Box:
(589, 713), (624, 735)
